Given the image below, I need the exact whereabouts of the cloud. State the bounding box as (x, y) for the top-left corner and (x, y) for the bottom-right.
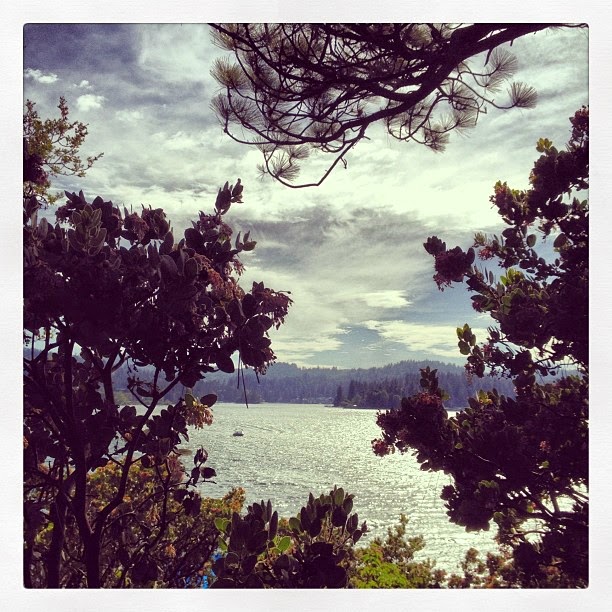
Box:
(115, 109), (143, 123)
(76, 94), (106, 112)
(21, 24), (589, 368)
(363, 320), (488, 360)
(24, 68), (58, 84)
(361, 291), (412, 309)
(219, 205), (456, 366)
(136, 24), (221, 86)
(152, 130), (205, 151)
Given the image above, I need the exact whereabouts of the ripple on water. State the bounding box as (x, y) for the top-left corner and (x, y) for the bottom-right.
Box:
(186, 403), (498, 572)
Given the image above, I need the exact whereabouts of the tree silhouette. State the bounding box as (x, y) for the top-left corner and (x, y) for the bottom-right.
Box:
(373, 108), (589, 587)
(23, 115), (291, 586)
(209, 23), (583, 187)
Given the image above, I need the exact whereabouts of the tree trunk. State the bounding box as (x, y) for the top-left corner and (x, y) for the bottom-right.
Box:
(47, 494), (67, 587)
(23, 545), (33, 588)
(84, 533), (102, 588)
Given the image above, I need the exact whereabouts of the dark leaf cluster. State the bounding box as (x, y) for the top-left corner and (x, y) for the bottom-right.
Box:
(373, 110), (589, 587)
(211, 486), (366, 588)
(24, 123), (291, 586)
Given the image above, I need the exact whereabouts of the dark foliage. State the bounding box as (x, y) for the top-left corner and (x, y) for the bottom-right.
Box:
(23, 122), (291, 587)
(210, 486), (367, 588)
(335, 371), (515, 410)
(23, 97), (103, 206)
(120, 358), (515, 407)
(373, 109), (589, 587)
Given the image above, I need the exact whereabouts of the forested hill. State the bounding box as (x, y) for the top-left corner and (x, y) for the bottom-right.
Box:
(140, 359), (516, 409)
(24, 347), (515, 409)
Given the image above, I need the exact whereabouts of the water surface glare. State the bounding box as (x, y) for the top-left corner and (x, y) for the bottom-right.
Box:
(186, 402), (497, 572)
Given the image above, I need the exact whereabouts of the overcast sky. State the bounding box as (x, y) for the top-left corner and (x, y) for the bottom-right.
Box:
(22, 24), (589, 369)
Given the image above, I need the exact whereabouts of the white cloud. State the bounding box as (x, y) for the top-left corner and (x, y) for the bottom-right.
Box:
(363, 320), (488, 359)
(361, 291), (412, 309)
(24, 68), (58, 84)
(136, 24), (220, 85)
(115, 109), (143, 123)
(264, 330), (347, 367)
(76, 94), (106, 112)
(152, 130), (204, 151)
(226, 207), (440, 366)
(74, 79), (92, 89)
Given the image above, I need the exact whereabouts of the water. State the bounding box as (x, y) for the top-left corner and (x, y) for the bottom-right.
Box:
(185, 402), (498, 573)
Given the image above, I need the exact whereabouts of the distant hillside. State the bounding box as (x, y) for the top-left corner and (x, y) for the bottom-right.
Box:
(153, 359), (516, 409)
(23, 347), (516, 408)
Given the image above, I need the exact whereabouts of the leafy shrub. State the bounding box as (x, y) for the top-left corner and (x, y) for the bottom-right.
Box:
(210, 486), (367, 588)
(26, 458), (246, 588)
(350, 514), (446, 588)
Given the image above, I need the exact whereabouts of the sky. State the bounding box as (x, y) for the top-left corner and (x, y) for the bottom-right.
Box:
(21, 23), (589, 369)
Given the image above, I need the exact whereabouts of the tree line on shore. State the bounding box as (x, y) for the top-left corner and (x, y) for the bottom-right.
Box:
(109, 359), (517, 408)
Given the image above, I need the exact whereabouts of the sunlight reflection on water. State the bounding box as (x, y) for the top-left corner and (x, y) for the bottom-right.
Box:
(186, 403), (497, 572)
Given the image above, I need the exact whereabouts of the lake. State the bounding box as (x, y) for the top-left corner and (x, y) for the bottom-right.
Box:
(186, 402), (498, 573)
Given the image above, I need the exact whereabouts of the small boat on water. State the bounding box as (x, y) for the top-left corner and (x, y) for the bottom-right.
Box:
(233, 430), (244, 437)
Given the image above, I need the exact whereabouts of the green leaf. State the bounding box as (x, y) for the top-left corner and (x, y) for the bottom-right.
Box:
(159, 254), (178, 279)
(300, 507), (311, 531)
(184, 256), (198, 279)
(536, 137), (552, 152)
(274, 554), (290, 571)
(309, 517), (322, 537)
(276, 535), (292, 553)
(216, 353), (235, 374)
(347, 513), (358, 533)
(526, 234), (536, 247)
(246, 530), (268, 553)
(120, 405), (137, 421)
(241, 554), (257, 574)
(160, 231), (174, 255)
(269, 510), (278, 540)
